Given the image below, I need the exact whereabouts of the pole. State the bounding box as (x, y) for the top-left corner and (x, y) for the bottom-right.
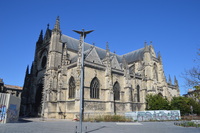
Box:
(73, 29), (94, 133)
(79, 31), (84, 133)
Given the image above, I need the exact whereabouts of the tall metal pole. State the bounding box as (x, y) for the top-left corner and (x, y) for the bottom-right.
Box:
(79, 31), (84, 133)
(73, 29), (93, 133)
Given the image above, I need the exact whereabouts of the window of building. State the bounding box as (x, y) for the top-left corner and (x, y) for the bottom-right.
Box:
(137, 85), (140, 102)
(69, 76), (76, 99)
(113, 81), (120, 100)
(41, 56), (47, 68)
(90, 77), (100, 99)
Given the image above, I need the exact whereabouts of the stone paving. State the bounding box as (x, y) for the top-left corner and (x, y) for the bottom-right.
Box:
(0, 118), (200, 133)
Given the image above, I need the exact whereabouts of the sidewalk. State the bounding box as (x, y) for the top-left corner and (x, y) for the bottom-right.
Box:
(1, 118), (200, 133)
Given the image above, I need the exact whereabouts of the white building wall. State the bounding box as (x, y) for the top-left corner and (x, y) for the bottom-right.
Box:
(0, 93), (21, 123)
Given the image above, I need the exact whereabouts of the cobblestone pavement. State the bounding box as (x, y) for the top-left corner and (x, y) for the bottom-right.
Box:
(0, 118), (200, 133)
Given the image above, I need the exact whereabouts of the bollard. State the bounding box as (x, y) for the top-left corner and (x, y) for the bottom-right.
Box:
(75, 126), (78, 133)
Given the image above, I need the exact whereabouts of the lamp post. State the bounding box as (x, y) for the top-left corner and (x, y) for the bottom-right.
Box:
(73, 29), (93, 133)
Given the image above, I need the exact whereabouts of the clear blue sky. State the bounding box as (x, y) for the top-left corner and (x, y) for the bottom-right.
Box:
(0, 0), (199, 95)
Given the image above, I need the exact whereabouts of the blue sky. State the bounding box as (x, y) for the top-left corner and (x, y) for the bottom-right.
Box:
(0, 0), (199, 95)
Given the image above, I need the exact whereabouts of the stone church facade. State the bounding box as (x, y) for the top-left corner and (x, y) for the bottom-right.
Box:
(20, 17), (180, 119)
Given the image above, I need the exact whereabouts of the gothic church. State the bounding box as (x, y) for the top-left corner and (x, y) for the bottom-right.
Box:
(20, 17), (180, 119)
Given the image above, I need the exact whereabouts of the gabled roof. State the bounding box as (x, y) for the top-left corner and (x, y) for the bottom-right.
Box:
(61, 34), (145, 64)
(85, 47), (102, 64)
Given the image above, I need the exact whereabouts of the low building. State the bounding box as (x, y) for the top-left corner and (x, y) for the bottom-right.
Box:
(0, 78), (22, 98)
(184, 89), (200, 103)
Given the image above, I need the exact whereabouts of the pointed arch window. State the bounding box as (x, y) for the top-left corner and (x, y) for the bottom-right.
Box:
(137, 85), (140, 102)
(90, 77), (100, 99)
(153, 63), (158, 81)
(69, 77), (76, 99)
(113, 82), (120, 100)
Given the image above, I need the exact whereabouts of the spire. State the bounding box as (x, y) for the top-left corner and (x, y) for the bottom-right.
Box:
(157, 51), (162, 62)
(105, 42), (111, 77)
(168, 75), (172, 85)
(106, 42), (110, 58)
(38, 30), (43, 41)
(44, 23), (51, 42)
(30, 62), (34, 75)
(62, 43), (67, 66)
(174, 76), (179, 86)
(26, 65), (29, 75)
(144, 42), (149, 53)
(53, 16), (61, 33)
(105, 42), (111, 66)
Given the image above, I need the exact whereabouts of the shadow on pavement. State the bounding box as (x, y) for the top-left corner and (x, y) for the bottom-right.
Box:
(18, 118), (34, 123)
(87, 126), (107, 133)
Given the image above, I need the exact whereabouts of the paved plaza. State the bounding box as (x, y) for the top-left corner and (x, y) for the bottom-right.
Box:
(0, 118), (200, 133)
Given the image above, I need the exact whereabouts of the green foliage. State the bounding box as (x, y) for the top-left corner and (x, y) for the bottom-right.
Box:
(170, 97), (190, 115)
(145, 94), (170, 110)
(179, 121), (200, 127)
(170, 96), (200, 115)
(84, 115), (131, 122)
(145, 94), (200, 116)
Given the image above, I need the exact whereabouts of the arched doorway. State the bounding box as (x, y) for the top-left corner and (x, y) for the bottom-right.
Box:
(35, 83), (43, 116)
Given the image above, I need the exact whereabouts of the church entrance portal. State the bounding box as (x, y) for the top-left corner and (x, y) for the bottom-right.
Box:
(35, 84), (43, 116)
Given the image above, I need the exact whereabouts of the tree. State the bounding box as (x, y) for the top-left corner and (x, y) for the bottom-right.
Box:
(182, 49), (200, 100)
(146, 94), (170, 110)
(171, 96), (200, 115)
(183, 67), (200, 88)
(170, 96), (190, 115)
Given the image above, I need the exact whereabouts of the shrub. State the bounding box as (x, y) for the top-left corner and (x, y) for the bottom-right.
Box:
(84, 115), (132, 122)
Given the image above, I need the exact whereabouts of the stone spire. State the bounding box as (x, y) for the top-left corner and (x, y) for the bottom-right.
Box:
(36, 30), (43, 46)
(157, 51), (162, 63)
(106, 42), (110, 58)
(30, 62), (34, 75)
(47, 16), (62, 69)
(61, 43), (67, 66)
(44, 24), (51, 43)
(26, 65), (29, 75)
(105, 42), (111, 77)
(168, 75), (172, 85)
(174, 76), (179, 86)
(144, 42), (149, 53)
(53, 16), (61, 33)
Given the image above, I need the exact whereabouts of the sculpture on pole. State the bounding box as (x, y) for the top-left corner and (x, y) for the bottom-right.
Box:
(73, 29), (93, 133)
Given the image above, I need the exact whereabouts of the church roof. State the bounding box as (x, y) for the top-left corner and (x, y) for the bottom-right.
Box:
(61, 34), (145, 64)
(122, 47), (145, 63)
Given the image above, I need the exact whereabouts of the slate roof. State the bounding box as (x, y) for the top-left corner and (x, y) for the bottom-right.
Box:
(61, 34), (145, 64)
